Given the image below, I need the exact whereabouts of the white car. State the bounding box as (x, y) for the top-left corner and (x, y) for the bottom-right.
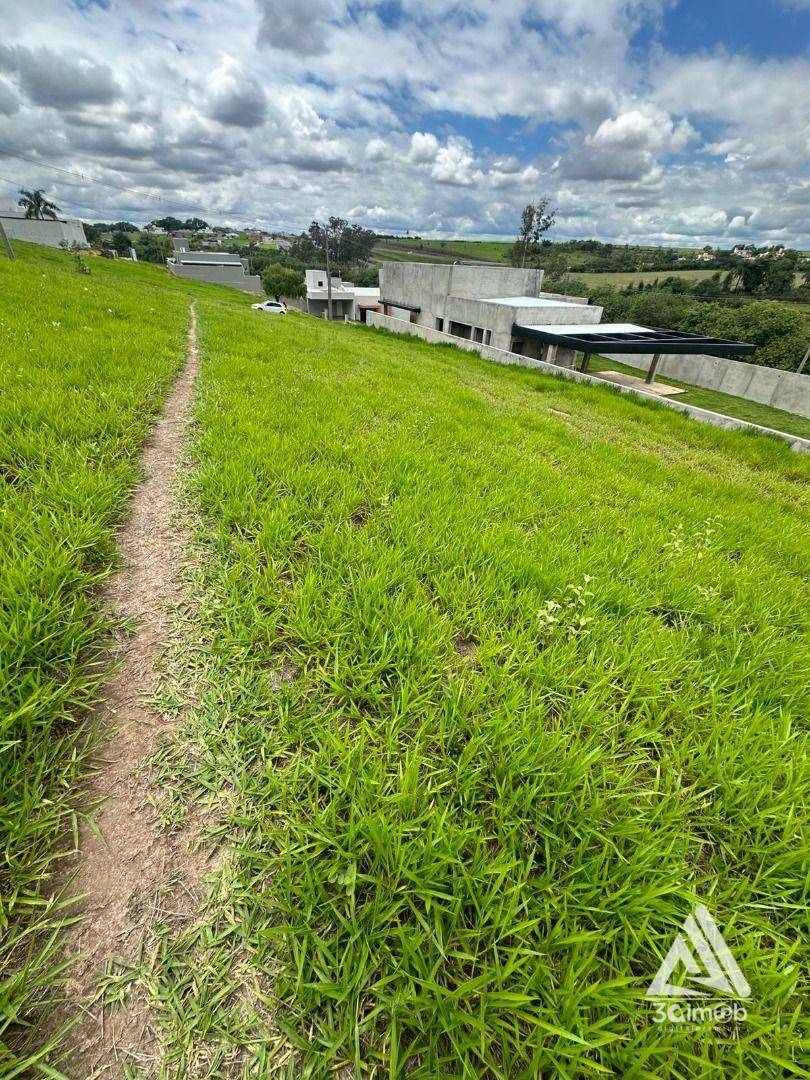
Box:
(251, 299), (287, 314)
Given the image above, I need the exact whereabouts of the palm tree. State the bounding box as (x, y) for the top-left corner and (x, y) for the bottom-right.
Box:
(17, 188), (60, 220)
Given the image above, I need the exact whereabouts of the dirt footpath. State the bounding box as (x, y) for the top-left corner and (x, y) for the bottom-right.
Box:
(45, 303), (207, 1078)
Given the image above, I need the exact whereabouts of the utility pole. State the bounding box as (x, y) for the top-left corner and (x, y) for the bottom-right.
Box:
(0, 218), (15, 260)
(798, 345), (810, 375)
(324, 226), (333, 321)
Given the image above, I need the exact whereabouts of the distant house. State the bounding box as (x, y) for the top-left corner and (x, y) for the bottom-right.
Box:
(302, 269), (380, 321)
(167, 245), (262, 294)
(0, 207), (88, 249)
(732, 244), (755, 260)
(696, 250), (716, 262)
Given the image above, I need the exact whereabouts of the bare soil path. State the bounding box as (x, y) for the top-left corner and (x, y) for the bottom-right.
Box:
(44, 303), (206, 1077)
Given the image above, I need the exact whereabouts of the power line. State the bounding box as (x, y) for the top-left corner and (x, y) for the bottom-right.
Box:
(0, 149), (372, 235)
(0, 146), (171, 204)
(0, 172), (300, 240)
(0, 146), (235, 219)
(0, 174), (128, 216)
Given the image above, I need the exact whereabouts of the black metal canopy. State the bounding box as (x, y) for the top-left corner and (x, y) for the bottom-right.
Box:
(381, 299), (421, 313)
(511, 322), (756, 357)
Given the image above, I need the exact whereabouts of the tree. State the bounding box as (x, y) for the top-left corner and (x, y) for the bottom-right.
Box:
(134, 233), (170, 264)
(739, 261), (766, 294)
(511, 199), (556, 268)
(628, 290), (689, 329)
(261, 265), (305, 300)
(695, 272), (724, 298)
(82, 222), (103, 245)
(352, 265), (379, 287)
(290, 218), (376, 272)
(514, 204), (535, 268)
(18, 188), (60, 220)
(541, 247), (567, 281)
(111, 230), (132, 256)
(761, 250), (799, 296)
(150, 216), (184, 232)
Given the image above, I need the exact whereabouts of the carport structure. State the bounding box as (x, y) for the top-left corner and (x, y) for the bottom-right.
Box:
(510, 321), (757, 385)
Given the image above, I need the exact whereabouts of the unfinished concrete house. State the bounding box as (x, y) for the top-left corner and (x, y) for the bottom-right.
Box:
(378, 262), (602, 366)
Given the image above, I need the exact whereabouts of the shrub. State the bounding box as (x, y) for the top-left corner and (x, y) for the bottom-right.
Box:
(262, 265), (306, 300)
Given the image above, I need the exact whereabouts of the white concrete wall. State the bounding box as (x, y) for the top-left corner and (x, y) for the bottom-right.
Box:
(2, 216), (88, 249)
(381, 262), (544, 303)
(365, 310), (809, 453)
(601, 351), (810, 419)
(167, 263), (262, 294)
(380, 262), (544, 336)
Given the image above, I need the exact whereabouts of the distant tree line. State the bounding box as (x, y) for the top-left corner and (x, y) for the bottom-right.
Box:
(147, 216), (210, 232)
(540, 241), (806, 289)
(80, 220), (170, 263)
(235, 218), (379, 295)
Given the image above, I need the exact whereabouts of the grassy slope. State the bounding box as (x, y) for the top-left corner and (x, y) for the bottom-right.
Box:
(151, 308), (808, 1076)
(583, 356), (810, 440)
(0, 243), (229, 1072)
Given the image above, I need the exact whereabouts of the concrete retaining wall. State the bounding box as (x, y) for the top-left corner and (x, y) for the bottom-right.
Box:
(167, 263), (262, 294)
(1, 215), (88, 249)
(601, 350), (810, 419)
(366, 310), (809, 454)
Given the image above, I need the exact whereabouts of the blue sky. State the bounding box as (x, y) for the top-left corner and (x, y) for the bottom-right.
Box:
(658, 0), (808, 59)
(0, 0), (807, 246)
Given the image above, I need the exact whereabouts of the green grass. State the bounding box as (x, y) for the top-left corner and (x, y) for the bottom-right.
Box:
(583, 356), (810, 439)
(143, 309), (809, 1076)
(2, 241), (808, 1075)
(374, 239), (509, 264)
(373, 245), (460, 264)
(577, 269), (720, 288)
(0, 242), (226, 1073)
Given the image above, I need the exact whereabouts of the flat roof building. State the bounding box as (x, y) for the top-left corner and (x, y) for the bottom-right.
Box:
(167, 247), (261, 294)
(303, 269), (381, 321)
(375, 263), (756, 385)
(378, 262), (602, 359)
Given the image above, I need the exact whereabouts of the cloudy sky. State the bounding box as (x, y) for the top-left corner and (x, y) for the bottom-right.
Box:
(0, 0), (808, 246)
